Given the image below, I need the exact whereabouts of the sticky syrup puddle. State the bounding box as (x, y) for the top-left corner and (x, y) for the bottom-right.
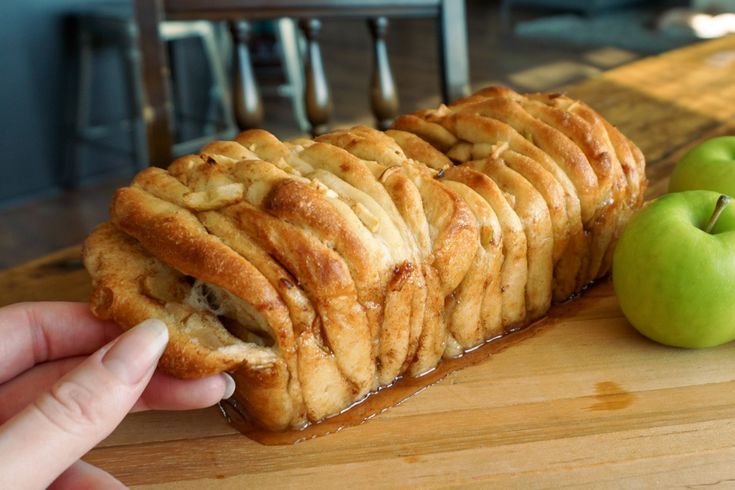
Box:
(220, 288), (600, 445)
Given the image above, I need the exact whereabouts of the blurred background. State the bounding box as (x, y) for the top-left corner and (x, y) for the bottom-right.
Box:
(1, 0), (732, 268)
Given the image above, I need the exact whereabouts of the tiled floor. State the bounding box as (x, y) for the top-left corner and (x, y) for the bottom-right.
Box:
(0, 1), (650, 269)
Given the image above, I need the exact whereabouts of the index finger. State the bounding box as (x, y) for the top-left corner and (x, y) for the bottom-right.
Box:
(0, 302), (121, 384)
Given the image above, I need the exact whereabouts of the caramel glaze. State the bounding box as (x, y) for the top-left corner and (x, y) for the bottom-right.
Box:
(590, 381), (635, 411)
(220, 280), (605, 445)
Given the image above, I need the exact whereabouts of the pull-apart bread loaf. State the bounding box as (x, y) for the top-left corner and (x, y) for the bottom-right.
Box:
(83, 87), (646, 431)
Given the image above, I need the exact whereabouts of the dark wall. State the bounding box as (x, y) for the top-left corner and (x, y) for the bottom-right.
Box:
(2, 0), (63, 204)
(0, 0), (107, 206)
(0, 0), (213, 207)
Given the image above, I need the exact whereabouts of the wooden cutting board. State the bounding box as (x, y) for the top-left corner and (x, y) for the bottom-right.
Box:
(2, 35), (735, 488)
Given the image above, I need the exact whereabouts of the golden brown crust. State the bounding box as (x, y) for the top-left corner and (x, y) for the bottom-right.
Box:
(292, 139), (425, 384)
(443, 166), (528, 328)
(379, 168), (446, 376)
(441, 181), (502, 350)
(392, 114), (458, 152)
(311, 128), (478, 375)
(430, 112), (580, 302)
(447, 97), (602, 225)
(385, 129), (453, 171)
(221, 201), (376, 398)
(466, 158), (553, 321)
(396, 89), (646, 295)
(222, 134), (423, 386)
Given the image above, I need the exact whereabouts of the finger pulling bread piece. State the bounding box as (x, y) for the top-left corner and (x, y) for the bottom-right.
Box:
(110, 187), (298, 363)
(83, 223), (305, 430)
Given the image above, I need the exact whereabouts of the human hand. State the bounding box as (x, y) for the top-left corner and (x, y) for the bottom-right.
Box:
(0, 302), (235, 489)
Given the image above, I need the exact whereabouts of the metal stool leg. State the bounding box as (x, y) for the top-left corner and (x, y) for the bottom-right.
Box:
(200, 22), (237, 136)
(438, 0), (470, 103)
(276, 18), (309, 133)
(63, 22), (94, 188)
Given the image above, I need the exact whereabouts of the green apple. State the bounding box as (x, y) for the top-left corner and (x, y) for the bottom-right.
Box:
(669, 136), (735, 197)
(613, 190), (735, 348)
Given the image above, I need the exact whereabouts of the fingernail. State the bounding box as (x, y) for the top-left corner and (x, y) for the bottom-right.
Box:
(101, 319), (169, 385)
(222, 373), (236, 399)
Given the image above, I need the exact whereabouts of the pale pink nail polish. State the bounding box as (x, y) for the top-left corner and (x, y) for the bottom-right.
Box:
(222, 373), (236, 399)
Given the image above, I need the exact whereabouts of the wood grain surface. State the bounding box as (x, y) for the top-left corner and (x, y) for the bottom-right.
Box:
(2, 35), (735, 488)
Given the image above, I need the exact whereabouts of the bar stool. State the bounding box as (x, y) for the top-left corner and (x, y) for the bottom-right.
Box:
(65, 3), (236, 187)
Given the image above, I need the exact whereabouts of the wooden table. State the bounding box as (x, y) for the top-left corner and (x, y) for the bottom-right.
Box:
(3, 35), (735, 488)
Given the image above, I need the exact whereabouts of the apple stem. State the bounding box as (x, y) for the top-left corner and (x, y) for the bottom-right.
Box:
(704, 195), (731, 234)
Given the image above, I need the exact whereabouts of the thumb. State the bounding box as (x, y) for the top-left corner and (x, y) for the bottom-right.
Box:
(0, 319), (168, 490)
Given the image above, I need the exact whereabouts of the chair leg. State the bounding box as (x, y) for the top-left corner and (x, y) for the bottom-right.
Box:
(299, 18), (332, 136)
(201, 22), (237, 136)
(276, 18), (309, 133)
(134, 0), (174, 167)
(438, 0), (471, 103)
(368, 17), (398, 131)
(229, 20), (263, 130)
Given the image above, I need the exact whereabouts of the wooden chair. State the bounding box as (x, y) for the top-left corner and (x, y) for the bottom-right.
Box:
(134, 0), (471, 167)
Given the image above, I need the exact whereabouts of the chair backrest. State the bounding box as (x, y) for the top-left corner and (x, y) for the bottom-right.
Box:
(133, 0), (470, 167)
